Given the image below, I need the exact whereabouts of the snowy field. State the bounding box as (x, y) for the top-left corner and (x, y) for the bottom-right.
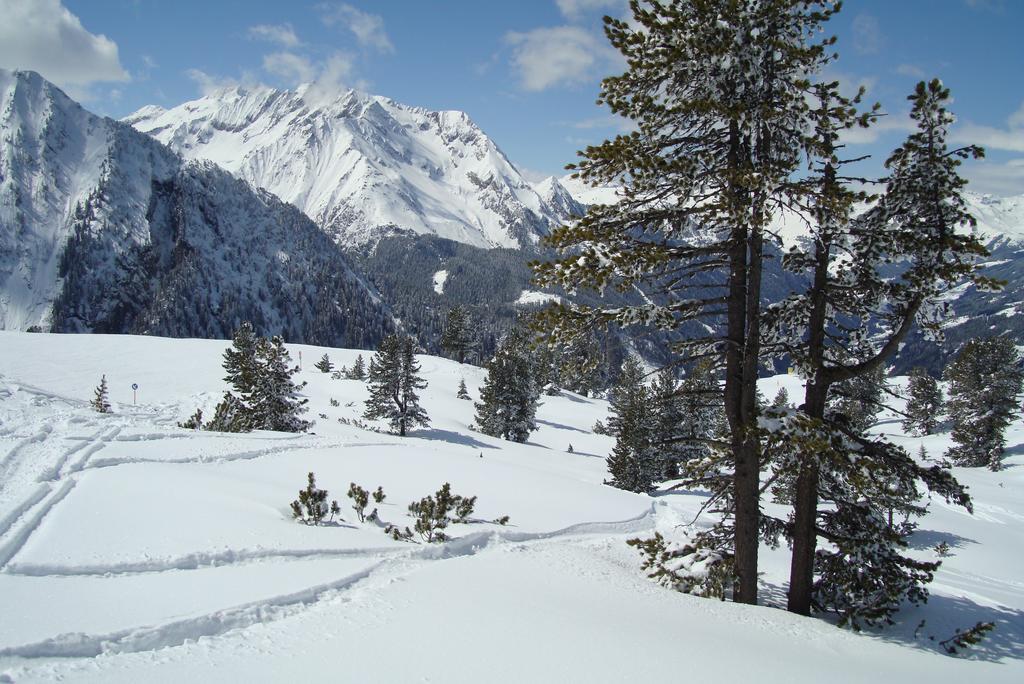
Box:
(0, 331), (1021, 682)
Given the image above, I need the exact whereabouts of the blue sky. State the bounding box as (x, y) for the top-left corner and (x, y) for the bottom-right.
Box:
(2, 0), (1022, 195)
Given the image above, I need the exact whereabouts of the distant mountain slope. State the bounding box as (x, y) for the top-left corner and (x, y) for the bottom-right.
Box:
(0, 69), (393, 347)
(126, 85), (577, 249)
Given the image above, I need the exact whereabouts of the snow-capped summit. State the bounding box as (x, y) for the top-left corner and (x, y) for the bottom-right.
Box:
(0, 69), (392, 342)
(126, 85), (574, 249)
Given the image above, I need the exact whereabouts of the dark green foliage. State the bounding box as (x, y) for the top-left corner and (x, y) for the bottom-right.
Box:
(347, 483), (370, 523)
(290, 472), (335, 526)
(828, 366), (887, 435)
(205, 392), (248, 432)
(363, 335), (430, 436)
(605, 357), (658, 493)
(456, 378), (471, 400)
(246, 336), (311, 432)
(209, 325), (310, 433)
(92, 375), (111, 413)
(407, 483), (476, 543)
(222, 321), (262, 397)
(385, 524), (414, 542)
(903, 367), (943, 435)
(671, 361), (728, 497)
(474, 327), (540, 442)
(812, 499), (939, 629)
(944, 336), (1024, 470)
(346, 354), (367, 380)
(493, 515), (510, 526)
(372, 486), (386, 504)
(440, 305), (475, 364)
(314, 354), (334, 373)
(177, 408), (203, 430)
(626, 532), (734, 600)
(939, 622), (996, 655)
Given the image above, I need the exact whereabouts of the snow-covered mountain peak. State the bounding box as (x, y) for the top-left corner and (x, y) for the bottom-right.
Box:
(127, 85), (575, 248)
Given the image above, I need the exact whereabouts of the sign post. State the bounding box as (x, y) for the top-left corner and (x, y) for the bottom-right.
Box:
(132, 383), (138, 405)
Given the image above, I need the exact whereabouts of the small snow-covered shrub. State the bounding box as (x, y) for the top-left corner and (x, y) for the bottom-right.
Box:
(92, 375), (111, 413)
(290, 472), (339, 526)
(348, 483), (371, 523)
(408, 483), (477, 542)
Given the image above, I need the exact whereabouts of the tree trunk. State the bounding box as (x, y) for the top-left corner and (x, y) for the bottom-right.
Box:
(734, 222), (764, 605)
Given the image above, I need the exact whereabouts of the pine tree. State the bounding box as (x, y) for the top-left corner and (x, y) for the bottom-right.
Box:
(92, 375), (111, 413)
(650, 367), (684, 479)
(903, 367), (943, 436)
(675, 360), (729, 493)
(204, 392), (247, 432)
(222, 322), (260, 396)
(456, 378), (471, 400)
(347, 354), (367, 380)
(945, 337), (1024, 470)
(440, 305), (474, 365)
(247, 337), (311, 432)
(767, 78), (985, 617)
(314, 353), (334, 374)
(532, 0), (841, 605)
(605, 357), (658, 493)
(829, 365), (887, 435)
(559, 332), (606, 397)
(474, 327), (540, 443)
(364, 335), (430, 436)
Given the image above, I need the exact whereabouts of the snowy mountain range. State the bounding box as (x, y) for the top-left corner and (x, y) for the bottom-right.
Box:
(0, 69), (392, 345)
(125, 84), (580, 249)
(4, 67), (1024, 373)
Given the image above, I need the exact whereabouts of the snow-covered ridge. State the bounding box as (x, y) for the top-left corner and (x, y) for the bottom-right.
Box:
(0, 69), (392, 341)
(126, 84), (580, 249)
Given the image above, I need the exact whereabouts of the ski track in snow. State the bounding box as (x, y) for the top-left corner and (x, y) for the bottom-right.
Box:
(0, 375), (662, 661)
(0, 505), (660, 658)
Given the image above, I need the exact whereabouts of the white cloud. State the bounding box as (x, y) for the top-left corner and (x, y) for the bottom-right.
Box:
(0, 0), (128, 96)
(303, 53), (357, 107)
(852, 14), (882, 55)
(263, 52), (316, 85)
(839, 112), (915, 146)
(954, 102), (1024, 153)
(895, 64), (925, 79)
(186, 69), (258, 96)
(505, 26), (618, 92)
(555, 0), (625, 20)
(318, 3), (394, 53)
(248, 23), (301, 48)
(963, 158), (1024, 197)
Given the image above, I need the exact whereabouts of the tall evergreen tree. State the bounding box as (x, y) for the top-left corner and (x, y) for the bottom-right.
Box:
(533, 0), (841, 604)
(605, 357), (658, 493)
(364, 335), (430, 436)
(222, 322), (260, 397)
(767, 78), (986, 616)
(902, 367), (943, 436)
(440, 305), (474, 365)
(944, 337), (1024, 470)
(474, 328), (540, 443)
(247, 336), (311, 433)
